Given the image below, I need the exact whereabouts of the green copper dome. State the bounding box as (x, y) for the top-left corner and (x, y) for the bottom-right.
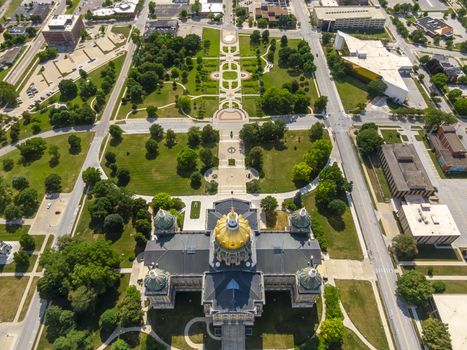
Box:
(144, 268), (169, 292)
(291, 208), (311, 229)
(154, 209), (176, 231)
(297, 267), (321, 290)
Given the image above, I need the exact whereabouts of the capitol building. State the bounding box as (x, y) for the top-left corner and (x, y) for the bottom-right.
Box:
(142, 198), (322, 349)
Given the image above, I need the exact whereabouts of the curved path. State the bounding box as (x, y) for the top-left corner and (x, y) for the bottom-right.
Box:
(96, 325), (174, 350)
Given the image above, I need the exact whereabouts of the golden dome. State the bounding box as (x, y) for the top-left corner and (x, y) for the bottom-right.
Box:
(214, 209), (251, 250)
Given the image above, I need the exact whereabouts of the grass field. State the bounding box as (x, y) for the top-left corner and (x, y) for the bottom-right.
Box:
(303, 191), (363, 260)
(438, 280), (467, 293)
(264, 210), (289, 231)
(185, 59), (219, 96)
(258, 131), (315, 193)
(402, 265), (467, 276)
(335, 76), (368, 112)
(111, 25), (132, 38)
(381, 129), (402, 144)
(363, 154), (392, 202)
(336, 280), (389, 350)
(65, 0), (79, 14)
(18, 277), (39, 321)
(192, 96), (219, 118)
(102, 133), (217, 196)
(75, 200), (137, 268)
(415, 245), (461, 261)
(222, 71), (237, 80)
(0, 276), (29, 322)
(239, 35), (267, 57)
(201, 28), (220, 57)
(261, 39), (319, 111)
(190, 201), (201, 219)
(242, 96), (263, 118)
(16, 109), (53, 143)
(413, 79), (434, 108)
(0, 132), (94, 199)
(118, 84), (185, 119)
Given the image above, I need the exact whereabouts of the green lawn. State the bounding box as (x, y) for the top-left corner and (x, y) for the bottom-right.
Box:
(242, 96), (264, 118)
(413, 79), (434, 108)
(18, 276), (39, 321)
(4, 0), (23, 17)
(185, 59), (219, 96)
(0, 132), (94, 198)
(15, 109), (53, 144)
(261, 39), (319, 109)
(351, 31), (392, 42)
(102, 133), (217, 196)
(192, 96), (219, 118)
(239, 35), (267, 57)
(0, 225), (44, 252)
(402, 265), (467, 276)
(74, 199), (137, 268)
(381, 129), (402, 144)
(335, 76), (368, 112)
(438, 280), (467, 293)
(0, 276), (29, 322)
(65, 0), (79, 14)
(362, 154), (392, 203)
(303, 191), (363, 260)
(336, 280), (389, 350)
(246, 292), (320, 349)
(111, 25), (132, 38)
(190, 201), (201, 219)
(258, 131), (316, 193)
(222, 71), (237, 80)
(200, 28), (220, 57)
(118, 84), (185, 119)
(415, 245), (461, 261)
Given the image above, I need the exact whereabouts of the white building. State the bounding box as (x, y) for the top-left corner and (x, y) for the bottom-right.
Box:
(432, 294), (467, 350)
(200, 0), (223, 15)
(92, 0), (138, 18)
(313, 6), (386, 32)
(334, 31), (412, 103)
(398, 202), (461, 245)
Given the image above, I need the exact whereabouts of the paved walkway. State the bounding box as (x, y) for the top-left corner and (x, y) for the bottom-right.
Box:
(217, 129), (247, 194)
(96, 325), (172, 350)
(321, 259), (376, 282)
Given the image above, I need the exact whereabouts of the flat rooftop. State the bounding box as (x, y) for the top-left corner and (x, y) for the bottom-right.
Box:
(380, 143), (434, 193)
(46, 14), (79, 31)
(400, 203), (461, 238)
(417, 16), (452, 32)
(313, 6), (385, 20)
(336, 31), (412, 92)
(433, 294), (467, 350)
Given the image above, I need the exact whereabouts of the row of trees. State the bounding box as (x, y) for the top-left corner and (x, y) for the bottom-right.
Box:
(49, 104), (96, 128)
(262, 87), (310, 115)
(0, 81), (18, 107)
(239, 120), (287, 147)
(318, 285), (346, 347)
(278, 39), (316, 76)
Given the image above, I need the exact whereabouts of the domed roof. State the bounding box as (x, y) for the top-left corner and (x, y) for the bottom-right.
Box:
(291, 208), (311, 229)
(154, 209), (175, 231)
(144, 268), (169, 292)
(214, 209), (251, 250)
(297, 267), (321, 290)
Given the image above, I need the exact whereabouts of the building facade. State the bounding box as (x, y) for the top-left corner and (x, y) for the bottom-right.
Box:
(429, 126), (467, 174)
(379, 144), (435, 199)
(313, 6), (385, 32)
(143, 199), (322, 349)
(42, 15), (84, 47)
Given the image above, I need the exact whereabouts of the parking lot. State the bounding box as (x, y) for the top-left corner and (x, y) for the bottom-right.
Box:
(29, 194), (71, 236)
(154, 4), (187, 18)
(418, 0), (447, 12)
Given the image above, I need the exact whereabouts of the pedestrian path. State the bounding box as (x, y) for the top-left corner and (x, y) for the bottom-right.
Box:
(216, 130), (247, 194)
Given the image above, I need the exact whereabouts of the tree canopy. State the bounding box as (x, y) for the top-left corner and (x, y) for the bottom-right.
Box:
(396, 270), (434, 306)
(422, 318), (452, 350)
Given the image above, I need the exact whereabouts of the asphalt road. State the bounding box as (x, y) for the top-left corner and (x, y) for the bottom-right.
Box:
(12, 3), (151, 349)
(290, 0), (421, 349)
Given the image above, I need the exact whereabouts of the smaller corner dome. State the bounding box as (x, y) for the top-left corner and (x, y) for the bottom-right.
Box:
(291, 208), (311, 229)
(144, 268), (169, 292)
(155, 209), (175, 230)
(297, 266), (321, 290)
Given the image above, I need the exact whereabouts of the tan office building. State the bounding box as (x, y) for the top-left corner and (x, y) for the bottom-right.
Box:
(42, 15), (84, 47)
(313, 6), (386, 32)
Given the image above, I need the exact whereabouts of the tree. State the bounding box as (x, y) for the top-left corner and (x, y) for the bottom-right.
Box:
(409, 29), (428, 45)
(190, 171), (202, 188)
(454, 97), (467, 116)
(147, 105), (158, 119)
(82, 167), (101, 189)
(16, 187), (39, 216)
(191, 0), (201, 15)
(16, 137), (47, 161)
(322, 32), (332, 45)
(109, 125), (123, 140)
(250, 30), (261, 45)
(20, 233), (36, 251)
(58, 79), (78, 101)
(0, 81), (18, 106)
(248, 147), (263, 173)
(356, 128), (384, 155)
(4, 204), (22, 221)
(309, 122), (325, 142)
(392, 234), (418, 260)
(53, 329), (91, 350)
(45, 174), (62, 193)
(99, 308), (118, 335)
(103, 213), (124, 239)
(430, 73), (449, 91)
(118, 286), (143, 327)
(423, 108), (457, 131)
(177, 148), (198, 172)
(112, 339), (131, 350)
(431, 280), (446, 294)
(257, 18), (267, 28)
(44, 305), (76, 342)
(70, 285), (97, 314)
(13, 251), (30, 268)
(68, 134), (81, 154)
(201, 124), (218, 145)
(292, 162), (312, 182)
(240, 123), (260, 146)
(280, 35), (288, 47)
(260, 195), (278, 214)
(178, 95), (191, 113)
(187, 127), (201, 148)
(320, 318), (345, 345)
(367, 79), (387, 98)
(148, 1), (156, 15)
(145, 139), (158, 157)
(447, 89), (462, 103)
(262, 88), (294, 115)
(327, 199), (346, 216)
(48, 144), (60, 166)
(293, 93), (310, 113)
(135, 219), (151, 237)
(315, 180), (337, 207)
(313, 96), (328, 114)
(199, 147), (214, 169)
(116, 168), (130, 186)
(261, 29), (270, 43)
(303, 138), (332, 174)
(12, 176), (29, 190)
(422, 318), (452, 350)
(165, 129), (176, 148)
(151, 193), (174, 212)
(397, 270), (434, 306)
